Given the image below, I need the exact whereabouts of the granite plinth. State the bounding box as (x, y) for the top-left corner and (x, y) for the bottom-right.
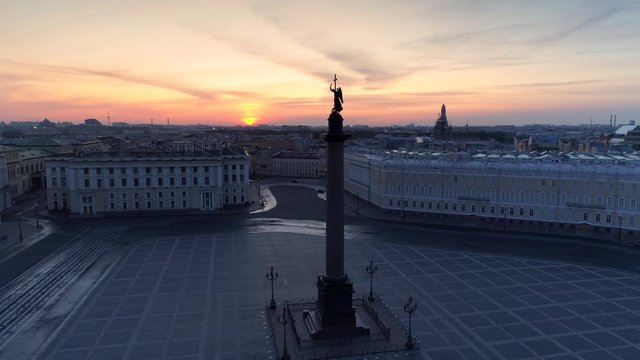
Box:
(268, 297), (417, 359)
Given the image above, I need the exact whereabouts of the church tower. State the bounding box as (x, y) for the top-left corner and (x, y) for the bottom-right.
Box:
(433, 104), (451, 140)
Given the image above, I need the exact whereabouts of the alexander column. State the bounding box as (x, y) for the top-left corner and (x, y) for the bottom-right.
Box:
(315, 74), (357, 329)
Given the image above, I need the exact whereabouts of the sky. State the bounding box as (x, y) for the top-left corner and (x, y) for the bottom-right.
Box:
(1, 0), (639, 126)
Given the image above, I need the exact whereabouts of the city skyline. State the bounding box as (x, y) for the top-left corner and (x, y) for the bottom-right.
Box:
(1, 0), (639, 126)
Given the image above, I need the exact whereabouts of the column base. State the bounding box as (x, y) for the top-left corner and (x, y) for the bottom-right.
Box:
(315, 275), (356, 329)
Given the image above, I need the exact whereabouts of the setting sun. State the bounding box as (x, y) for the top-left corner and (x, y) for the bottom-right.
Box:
(242, 116), (257, 126)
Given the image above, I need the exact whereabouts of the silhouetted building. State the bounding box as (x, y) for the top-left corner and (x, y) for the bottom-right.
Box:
(433, 104), (451, 140)
(84, 118), (102, 126)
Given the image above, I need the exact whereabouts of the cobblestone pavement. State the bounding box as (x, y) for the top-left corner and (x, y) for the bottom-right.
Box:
(40, 229), (640, 360)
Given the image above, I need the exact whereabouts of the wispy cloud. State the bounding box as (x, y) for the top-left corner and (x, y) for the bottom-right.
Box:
(529, 5), (631, 44)
(497, 80), (601, 88)
(0, 59), (221, 100)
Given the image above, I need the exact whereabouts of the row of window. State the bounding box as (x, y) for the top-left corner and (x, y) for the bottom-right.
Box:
(388, 199), (636, 226)
(384, 185), (638, 211)
(390, 173), (637, 193)
(107, 195), (246, 211)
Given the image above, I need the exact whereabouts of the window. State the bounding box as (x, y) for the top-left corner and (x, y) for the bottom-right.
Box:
(145, 167), (151, 174)
(109, 179), (115, 187)
(606, 215), (612, 223)
(110, 202), (115, 210)
(97, 179), (102, 188)
(509, 208), (514, 215)
(182, 200), (187, 208)
(147, 201), (152, 209)
(110, 193), (115, 200)
(122, 178), (127, 187)
(232, 174), (237, 182)
(158, 178), (163, 186)
(157, 167), (163, 174)
(135, 202), (139, 209)
(519, 208), (524, 216)
(169, 167), (175, 174)
(530, 209), (534, 216)
(596, 214), (601, 222)
(170, 177), (175, 186)
(159, 201), (163, 208)
(205, 177), (210, 185)
(631, 199), (637, 210)
(109, 168), (114, 174)
(84, 179), (90, 188)
(133, 168), (138, 174)
(146, 178), (151, 186)
(182, 177), (187, 185)
(121, 168), (126, 175)
(181, 167), (186, 173)
(134, 178), (139, 187)
(193, 177), (198, 185)
(182, 191), (187, 197)
(158, 192), (163, 198)
(193, 166), (198, 172)
(83, 168), (89, 175)
(619, 197), (625, 209)
(122, 193), (127, 199)
(171, 200), (175, 208)
(122, 202), (127, 210)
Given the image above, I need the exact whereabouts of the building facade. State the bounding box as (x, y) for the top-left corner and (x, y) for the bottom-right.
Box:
(271, 151), (325, 178)
(345, 151), (640, 240)
(0, 154), (10, 212)
(45, 151), (250, 215)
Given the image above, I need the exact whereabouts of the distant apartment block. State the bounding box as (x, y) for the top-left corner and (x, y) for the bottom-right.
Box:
(271, 151), (325, 178)
(45, 150), (250, 215)
(346, 151), (640, 239)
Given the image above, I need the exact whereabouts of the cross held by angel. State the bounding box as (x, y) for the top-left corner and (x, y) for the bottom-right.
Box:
(330, 74), (343, 113)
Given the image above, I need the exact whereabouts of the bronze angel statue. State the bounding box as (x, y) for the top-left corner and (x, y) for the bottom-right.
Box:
(330, 82), (343, 113)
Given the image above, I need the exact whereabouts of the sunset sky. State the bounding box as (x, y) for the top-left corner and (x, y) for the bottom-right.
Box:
(1, 0), (639, 126)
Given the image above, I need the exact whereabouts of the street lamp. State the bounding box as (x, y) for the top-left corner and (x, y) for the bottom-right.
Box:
(403, 296), (417, 349)
(366, 260), (378, 301)
(18, 211), (23, 241)
(266, 266), (279, 310)
(618, 216), (623, 244)
(35, 204), (40, 228)
(277, 305), (291, 360)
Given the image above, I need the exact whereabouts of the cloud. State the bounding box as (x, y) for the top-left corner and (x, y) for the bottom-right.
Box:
(497, 80), (601, 88)
(529, 5), (631, 45)
(0, 59), (221, 100)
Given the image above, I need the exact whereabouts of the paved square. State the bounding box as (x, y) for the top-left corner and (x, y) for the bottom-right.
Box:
(41, 231), (640, 359)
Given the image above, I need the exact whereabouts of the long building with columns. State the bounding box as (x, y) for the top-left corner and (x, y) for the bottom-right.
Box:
(345, 150), (640, 241)
(45, 150), (250, 215)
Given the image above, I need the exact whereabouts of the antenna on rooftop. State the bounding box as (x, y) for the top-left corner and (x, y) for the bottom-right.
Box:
(151, 117), (154, 126)
(167, 117), (169, 126)
(107, 112), (110, 126)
